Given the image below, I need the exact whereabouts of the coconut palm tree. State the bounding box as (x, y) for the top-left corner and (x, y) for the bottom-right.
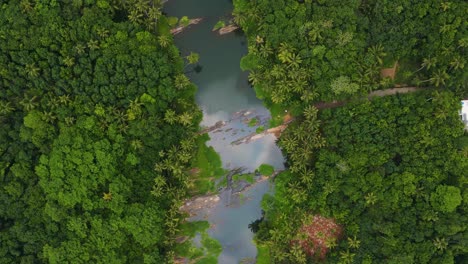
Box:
(164, 109), (177, 124)
(63, 56), (75, 67)
(65, 116), (75, 126)
(25, 63), (39, 77)
(20, 0), (33, 13)
(158, 35), (170, 48)
(87, 40), (99, 50)
(128, 9), (143, 24)
(20, 96), (38, 111)
(96, 27), (109, 38)
(178, 112), (193, 126)
(433, 237), (448, 251)
(42, 111), (56, 123)
(174, 74), (190, 89)
(186, 52), (199, 65)
(368, 44), (386, 65)
(74, 43), (86, 55)
(339, 250), (355, 264)
(0, 101), (14, 115)
(365, 192), (377, 205)
(449, 56), (465, 70)
(430, 70), (449, 87)
(348, 236), (361, 249)
(248, 71), (261, 85)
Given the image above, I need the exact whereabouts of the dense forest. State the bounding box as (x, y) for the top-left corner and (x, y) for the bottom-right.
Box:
(1, 0), (467, 263)
(0, 0), (202, 262)
(234, 0), (468, 263)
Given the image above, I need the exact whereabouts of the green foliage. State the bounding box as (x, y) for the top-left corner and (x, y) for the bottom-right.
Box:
(430, 185), (462, 213)
(257, 164), (274, 176)
(232, 173), (255, 184)
(213, 20), (226, 31)
(256, 125), (265, 134)
(0, 1), (200, 262)
(248, 117), (258, 127)
(255, 91), (467, 263)
(190, 134), (225, 194)
(255, 243), (271, 264)
(179, 16), (190, 27)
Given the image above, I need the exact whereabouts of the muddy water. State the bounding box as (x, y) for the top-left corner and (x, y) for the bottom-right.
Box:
(165, 1), (284, 263)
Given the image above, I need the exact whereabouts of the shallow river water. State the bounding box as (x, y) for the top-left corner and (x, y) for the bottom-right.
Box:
(165, 1), (285, 262)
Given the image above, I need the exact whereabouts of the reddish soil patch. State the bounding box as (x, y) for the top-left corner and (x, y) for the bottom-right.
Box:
(283, 113), (293, 124)
(293, 215), (343, 260)
(380, 61), (398, 80)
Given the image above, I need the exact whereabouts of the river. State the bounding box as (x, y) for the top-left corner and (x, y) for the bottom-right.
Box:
(165, 1), (285, 263)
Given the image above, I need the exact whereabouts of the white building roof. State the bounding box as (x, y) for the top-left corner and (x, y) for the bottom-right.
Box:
(461, 100), (468, 130)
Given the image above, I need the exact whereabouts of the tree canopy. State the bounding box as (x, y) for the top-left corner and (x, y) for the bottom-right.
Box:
(234, 0), (468, 263)
(0, 1), (201, 262)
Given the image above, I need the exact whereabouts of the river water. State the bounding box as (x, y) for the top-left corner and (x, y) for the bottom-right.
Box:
(165, 1), (285, 263)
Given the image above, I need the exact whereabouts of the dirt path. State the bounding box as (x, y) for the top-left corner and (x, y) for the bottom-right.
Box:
(230, 86), (426, 144)
(315, 86), (423, 110)
(367, 86), (421, 98)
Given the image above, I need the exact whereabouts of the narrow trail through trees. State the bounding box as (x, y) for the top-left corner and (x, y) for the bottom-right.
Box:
(233, 86), (426, 145)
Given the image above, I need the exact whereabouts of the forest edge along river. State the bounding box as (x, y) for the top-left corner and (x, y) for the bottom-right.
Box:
(164, 0), (285, 263)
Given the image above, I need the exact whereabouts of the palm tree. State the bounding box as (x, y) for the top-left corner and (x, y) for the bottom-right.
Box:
(174, 74), (190, 90)
(65, 116), (75, 126)
(458, 38), (468, 49)
(270, 89), (286, 104)
(58, 94), (71, 105)
(368, 44), (386, 65)
(433, 237), (448, 251)
(186, 52), (199, 65)
(20, 96), (37, 111)
(303, 105), (318, 120)
(164, 109), (177, 124)
(449, 56), (465, 70)
(103, 192), (112, 201)
(74, 43), (86, 55)
(114, 110), (127, 123)
(440, 2), (451, 11)
(413, 57), (437, 74)
(25, 63), (39, 77)
(271, 64), (285, 79)
(365, 192), (377, 205)
(290, 244), (306, 264)
(42, 111), (56, 123)
(430, 70), (449, 87)
(281, 137), (298, 152)
(158, 35), (171, 48)
(339, 250), (355, 264)
(20, 0), (33, 13)
(308, 28), (323, 43)
(148, 6), (161, 22)
(87, 40), (99, 50)
(301, 89), (317, 103)
(63, 56), (75, 67)
(0, 101), (14, 115)
(348, 236), (361, 249)
(288, 53), (302, 69)
(259, 43), (273, 58)
(178, 112), (193, 126)
(96, 27), (109, 38)
(130, 139), (143, 151)
(248, 71), (260, 85)
(232, 9), (246, 26)
(128, 10), (143, 24)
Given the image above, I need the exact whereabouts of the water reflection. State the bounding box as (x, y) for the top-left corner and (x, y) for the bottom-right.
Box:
(165, 0), (285, 263)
